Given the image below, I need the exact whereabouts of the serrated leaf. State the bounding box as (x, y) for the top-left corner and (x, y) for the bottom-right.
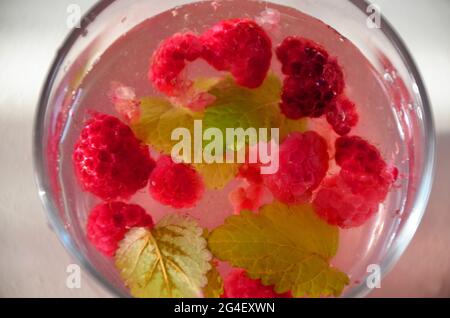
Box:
(131, 96), (239, 189)
(208, 202), (349, 298)
(115, 214), (211, 298)
(203, 74), (282, 150)
(203, 261), (224, 298)
(131, 75), (306, 190)
(131, 97), (202, 157)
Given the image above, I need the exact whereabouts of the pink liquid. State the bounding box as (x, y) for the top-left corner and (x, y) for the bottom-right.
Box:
(58, 0), (408, 296)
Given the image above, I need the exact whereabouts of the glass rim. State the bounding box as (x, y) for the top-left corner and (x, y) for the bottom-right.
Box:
(33, 0), (436, 298)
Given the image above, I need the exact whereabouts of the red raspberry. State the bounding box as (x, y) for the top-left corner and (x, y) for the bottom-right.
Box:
(238, 162), (263, 185)
(335, 136), (396, 202)
(276, 36), (329, 77)
(201, 18), (272, 89)
(149, 32), (203, 96)
(313, 176), (379, 228)
(276, 37), (345, 119)
(326, 96), (359, 136)
(87, 202), (154, 256)
(73, 114), (155, 201)
(280, 76), (329, 119)
(263, 131), (329, 204)
(335, 136), (386, 176)
(149, 156), (204, 209)
(339, 169), (395, 202)
(223, 269), (291, 298)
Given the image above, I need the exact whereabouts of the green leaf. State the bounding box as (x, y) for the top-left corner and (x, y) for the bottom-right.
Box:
(131, 97), (202, 158)
(193, 161), (240, 190)
(279, 116), (309, 141)
(115, 214), (211, 298)
(203, 261), (224, 298)
(203, 74), (283, 150)
(130, 75), (306, 189)
(208, 202), (349, 298)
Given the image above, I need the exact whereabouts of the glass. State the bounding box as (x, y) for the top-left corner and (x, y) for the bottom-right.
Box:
(33, 0), (435, 297)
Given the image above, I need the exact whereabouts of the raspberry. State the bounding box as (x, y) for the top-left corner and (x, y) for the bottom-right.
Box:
(149, 32), (203, 96)
(109, 82), (141, 124)
(280, 76), (329, 119)
(223, 269), (291, 298)
(201, 18), (272, 89)
(263, 131), (329, 204)
(335, 136), (396, 202)
(326, 96), (359, 136)
(149, 156), (204, 208)
(276, 36), (329, 77)
(335, 136), (386, 176)
(313, 176), (379, 228)
(238, 163), (263, 185)
(276, 37), (345, 119)
(73, 114), (155, 201)
(87, 202), (154, 256)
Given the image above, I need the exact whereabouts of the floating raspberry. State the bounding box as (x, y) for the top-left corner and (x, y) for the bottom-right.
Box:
(109, 82), (141, 124)
(276, 37), (345, 119)
(276, 36), (329, 77)
(313, 176), (379, 228)
(238, 162), (263, 185)
(149, 32), (203, 96)
(280, 76), (328, 119)
(263, 131), (329, 204)
(73, 114), (155, 201)
(335, 136), (396, 202)
(87, 202), (154, 256)
(223, 269), (291, 298)
(149, 156), (204, 208)
(201, 18), (272, 89)
(335, 136), (386, 175)
(339, 169), (396, 202)
(326, 96), (359, 135)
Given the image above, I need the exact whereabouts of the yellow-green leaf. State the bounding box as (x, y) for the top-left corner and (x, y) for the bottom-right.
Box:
(193, 160), (240, 190)
(279, 117), (308, 141)
(115, 214), (211, 298)
(131, 97), (202, 158)
(208, 202), (349, 298)
(203, 74), (282, 150)
(203, 261), (224, 298)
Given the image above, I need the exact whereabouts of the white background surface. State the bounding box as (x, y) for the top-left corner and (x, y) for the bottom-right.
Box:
(0, 0), (449, 297)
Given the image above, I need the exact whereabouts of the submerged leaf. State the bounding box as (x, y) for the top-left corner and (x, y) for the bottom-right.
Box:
(115, 214), (211, 298)
(208, 202), (349, 297)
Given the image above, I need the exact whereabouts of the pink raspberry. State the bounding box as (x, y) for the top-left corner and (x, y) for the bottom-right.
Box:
(201, 18), (272, 89)
(313, 176), (379, 228)
(149, 32), (203, 96)
(335, 136), (386, 176)
(335, 136), (396, 202)
(223, 269), (291, 298)
(263, 131), (329, 204)
(326, 96), (359, 136)
(87, 202), (154, 256)
(276, 37), (345, 119)
(149, 156), (204, 209)
(73, 114), (155, 201)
